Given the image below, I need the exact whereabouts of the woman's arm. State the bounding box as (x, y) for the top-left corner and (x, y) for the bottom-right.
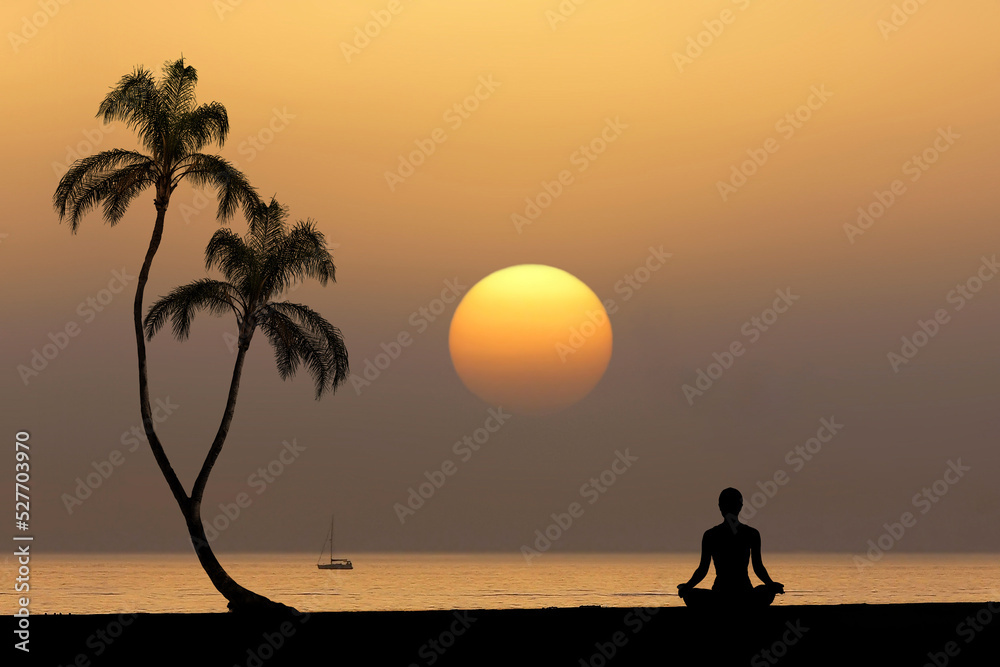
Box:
(678, 531), (712, 592)
(751, 529), (782, 591)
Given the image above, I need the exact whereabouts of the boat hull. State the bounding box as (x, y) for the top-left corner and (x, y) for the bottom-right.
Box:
(318, 560), (353, 570)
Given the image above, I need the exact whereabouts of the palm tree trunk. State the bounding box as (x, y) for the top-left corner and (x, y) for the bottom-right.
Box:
(191, 331), (251, 504)
(133, 204), (285, 613)
(186, 339), (291, 612)
(133, 204), (188, 510)
(184, 495), (281, 612)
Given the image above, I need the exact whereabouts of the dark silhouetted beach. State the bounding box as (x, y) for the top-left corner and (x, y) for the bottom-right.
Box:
(13, 602), (1000, 666)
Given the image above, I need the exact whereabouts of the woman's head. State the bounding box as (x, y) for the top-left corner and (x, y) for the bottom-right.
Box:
(718, 487), (743, 516)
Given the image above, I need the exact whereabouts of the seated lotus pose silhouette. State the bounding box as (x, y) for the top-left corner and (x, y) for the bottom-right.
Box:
(677, 488), (784, 608)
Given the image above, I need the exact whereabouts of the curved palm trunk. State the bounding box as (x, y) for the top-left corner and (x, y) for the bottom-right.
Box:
(186, 338), (291, 612)
(183, 504), (280, 611)
(133, 205), (189, 510)
(134, 203), (284, 613)
(184, 342), (257, 606)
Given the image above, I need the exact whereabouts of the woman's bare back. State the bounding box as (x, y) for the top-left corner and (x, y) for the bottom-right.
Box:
(706, 522), (756, 593)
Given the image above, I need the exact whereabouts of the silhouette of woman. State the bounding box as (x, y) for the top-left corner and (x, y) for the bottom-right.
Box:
(677, 488), (784, 608)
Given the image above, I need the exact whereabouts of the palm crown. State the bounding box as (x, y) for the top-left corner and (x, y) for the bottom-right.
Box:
(53, 57), (258, 230)
(144, 198), (349, 398)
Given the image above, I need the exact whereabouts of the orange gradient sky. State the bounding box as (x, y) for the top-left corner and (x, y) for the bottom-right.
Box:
(1, 1), (999, 554)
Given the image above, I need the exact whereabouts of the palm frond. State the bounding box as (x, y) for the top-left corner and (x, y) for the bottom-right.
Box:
(248, 198), (288, 250)
(159, 57), (199, 119)
(205, 227), (256, 285)
(177, 101), (230, 154)
(144, 279), (243, 341)
(95, 67), (164, 155)
(280, 219), (337, 285)
(252, 214), (337, 299)
(100, 161), (159, 225)
(176, 153), (260, 222)
(256, 307), (303, 380)
(56, 162), (159, 231)
(257, 308), (333, 398)
(257, 301), (349, 397)
(53, 150), (157, 229)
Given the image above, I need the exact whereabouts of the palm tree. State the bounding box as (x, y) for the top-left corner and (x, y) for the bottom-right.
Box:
(144, 198), (348, 610)
(52, 58), (261, 607)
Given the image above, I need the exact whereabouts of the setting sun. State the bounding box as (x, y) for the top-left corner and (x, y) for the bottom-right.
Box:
(448, 265), (612, 415)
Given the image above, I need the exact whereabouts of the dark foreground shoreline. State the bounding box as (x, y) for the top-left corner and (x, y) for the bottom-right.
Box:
(11, 602), (1000, 666)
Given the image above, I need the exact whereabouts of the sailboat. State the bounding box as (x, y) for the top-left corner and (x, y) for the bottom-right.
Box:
(317, 515), (353, 570)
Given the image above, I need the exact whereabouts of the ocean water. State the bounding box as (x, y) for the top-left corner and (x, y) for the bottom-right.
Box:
(5, 553), (999, 615)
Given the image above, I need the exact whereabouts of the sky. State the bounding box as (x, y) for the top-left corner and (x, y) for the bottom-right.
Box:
(1, 1), (999, 556)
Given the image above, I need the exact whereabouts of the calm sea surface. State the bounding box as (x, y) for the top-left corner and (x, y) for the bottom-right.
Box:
(5, 553), (999, 615)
